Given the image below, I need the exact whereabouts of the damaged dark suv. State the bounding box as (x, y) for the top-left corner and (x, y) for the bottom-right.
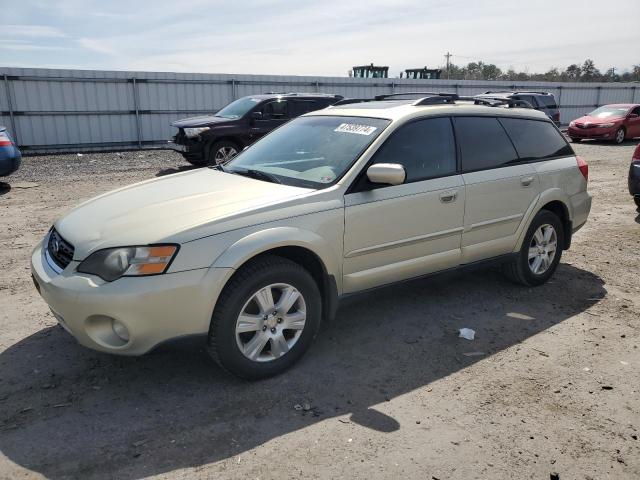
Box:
(170, 93), (343, 166)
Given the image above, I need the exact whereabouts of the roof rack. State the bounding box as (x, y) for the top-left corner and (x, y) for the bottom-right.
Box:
(483, 90), (551, 95)
(263, 92), (343, 97)
(332, 92), (533, 109)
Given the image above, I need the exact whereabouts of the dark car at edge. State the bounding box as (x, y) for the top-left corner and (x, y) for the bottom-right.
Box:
(629, 143), (640, 210)
(170, 93), (343, 166)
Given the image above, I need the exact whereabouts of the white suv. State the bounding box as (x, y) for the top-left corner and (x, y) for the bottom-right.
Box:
(31, 94), (592, 379)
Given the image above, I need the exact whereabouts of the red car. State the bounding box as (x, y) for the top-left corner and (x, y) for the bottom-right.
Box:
(568, 104), (640, 144)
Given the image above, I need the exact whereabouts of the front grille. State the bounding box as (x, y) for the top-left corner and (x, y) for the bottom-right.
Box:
(47, 229), (75, 270)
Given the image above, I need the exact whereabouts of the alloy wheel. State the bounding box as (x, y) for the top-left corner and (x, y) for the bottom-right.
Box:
(615, 129), (625, 144)
(235, 283), (307, 362)
(214, 146), (238, 164)
(528, 224), (557, 275)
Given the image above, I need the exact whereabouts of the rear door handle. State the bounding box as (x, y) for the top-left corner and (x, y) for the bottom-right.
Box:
(439, 190), (458, 203)
(520, 176), (534, 187)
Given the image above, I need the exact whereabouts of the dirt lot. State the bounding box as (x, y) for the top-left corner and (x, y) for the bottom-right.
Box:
(0, 143), (638, 480)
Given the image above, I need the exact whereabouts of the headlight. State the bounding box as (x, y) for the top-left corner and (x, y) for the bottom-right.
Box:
(78, 245), (178, 282)
(598, 122), (615, 128)
(183, 127), (209, 138)
(569, 121), (576, 127)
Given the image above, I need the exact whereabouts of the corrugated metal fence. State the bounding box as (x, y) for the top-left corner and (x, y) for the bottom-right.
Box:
(1, 67), (639, 153)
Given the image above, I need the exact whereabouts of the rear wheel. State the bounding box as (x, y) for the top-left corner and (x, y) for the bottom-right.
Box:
(208, 140), (239, 165)
(503, 210), (564, 286)
(207, 255), (321, 379)
(614, 127), (626, 144)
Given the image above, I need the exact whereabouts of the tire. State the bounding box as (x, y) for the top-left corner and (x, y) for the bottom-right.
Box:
(503, 210), (564, 287)
(614, 127), (626, 144)
(207, 140), (239, 166)
(207, 255), (321, 380)
(634, 197), (640, 210)
(570, 137), (581, 143)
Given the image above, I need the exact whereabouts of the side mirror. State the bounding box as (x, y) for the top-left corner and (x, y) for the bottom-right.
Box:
(366, 163), (406, 186)
(251, 111), (263, 120)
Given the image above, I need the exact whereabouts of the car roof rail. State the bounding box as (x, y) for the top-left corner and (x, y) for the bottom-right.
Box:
(263, 92), (343, 98)
(374, 92), (443, 101)
(331, 98), (378, 106)
(465, 96), (534, 109)
(512, 91), (552, 95)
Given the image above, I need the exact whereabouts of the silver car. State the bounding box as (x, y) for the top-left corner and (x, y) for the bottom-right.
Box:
(31, 95), (592, 379)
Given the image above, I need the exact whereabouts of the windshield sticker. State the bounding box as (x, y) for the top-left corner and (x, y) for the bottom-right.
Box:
(334, 123), (378, 136)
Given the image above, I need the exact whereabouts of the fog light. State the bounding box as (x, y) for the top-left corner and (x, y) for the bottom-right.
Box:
(112, 320), (130, 342)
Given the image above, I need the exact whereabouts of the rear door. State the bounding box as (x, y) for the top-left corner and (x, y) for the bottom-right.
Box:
(343, 117), (464, 292)
(454, 116), (540, 263)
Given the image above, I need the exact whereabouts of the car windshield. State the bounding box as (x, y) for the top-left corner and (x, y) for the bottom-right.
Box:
(589, 106), (630, 119)
(215, 97), (262, 119)
(224, 115), (390, 188)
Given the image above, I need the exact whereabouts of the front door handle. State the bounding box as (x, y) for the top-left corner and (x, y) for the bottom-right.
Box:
(439, 190), (458, 203)
(520, 176), (534, 187)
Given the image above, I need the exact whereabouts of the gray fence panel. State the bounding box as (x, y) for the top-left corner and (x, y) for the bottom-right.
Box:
(1, 66), (638, 153)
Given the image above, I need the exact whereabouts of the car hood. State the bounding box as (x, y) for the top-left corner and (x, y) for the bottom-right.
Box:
(574, 115), (625, 125)
(171, 115), (234, 128)
(55, 168), (312, 259)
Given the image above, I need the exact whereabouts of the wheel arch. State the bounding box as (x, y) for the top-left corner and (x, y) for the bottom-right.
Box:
(212, 227), (341, 323)
(515, 190), (573, 251)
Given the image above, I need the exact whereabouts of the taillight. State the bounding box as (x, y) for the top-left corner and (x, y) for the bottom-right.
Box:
(577, 156), (588, 182)
(0, 132), (12, 147)
(553, 112), (560, 122)
(633, 144), (640, 163)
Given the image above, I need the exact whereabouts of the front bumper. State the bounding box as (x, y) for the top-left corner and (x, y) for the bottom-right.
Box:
(567, 126), (616, 140)
(171, 132), (206, 161)
(31, 241), (233, 355)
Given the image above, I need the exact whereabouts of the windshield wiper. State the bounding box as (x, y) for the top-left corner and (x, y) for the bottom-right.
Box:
(232, 168), (282, 184)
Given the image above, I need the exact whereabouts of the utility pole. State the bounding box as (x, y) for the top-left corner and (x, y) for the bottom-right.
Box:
(445, 52), (452, 79)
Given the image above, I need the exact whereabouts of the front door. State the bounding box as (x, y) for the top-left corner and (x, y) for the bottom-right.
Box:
(250, 99), (290, 141)
(343, 117), (465, 293)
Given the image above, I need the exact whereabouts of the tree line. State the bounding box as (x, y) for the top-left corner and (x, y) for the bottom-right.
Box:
(442, 59), (640, 82)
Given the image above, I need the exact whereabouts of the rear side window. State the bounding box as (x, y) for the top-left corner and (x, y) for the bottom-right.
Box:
(453, 117), (519, 172)
(499, 118), (573, 160)
(291, 100), (318, 116)
(536, 95), (558, 109)
(514, 95), (538, 108)
(371, 117), (456, 182)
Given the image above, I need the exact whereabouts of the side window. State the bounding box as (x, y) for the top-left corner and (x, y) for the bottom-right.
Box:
(291, 100), (318, 117)
(499, 118), (573, 161)
(453, 117), (519, 172)
(515, 95), (538, 108)
(371, 117), (456, 183)
(631, 106), (640, 116)
(262, 100), (288, 119)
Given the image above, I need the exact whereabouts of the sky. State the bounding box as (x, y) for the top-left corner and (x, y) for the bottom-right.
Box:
(1, 0), (639, 76)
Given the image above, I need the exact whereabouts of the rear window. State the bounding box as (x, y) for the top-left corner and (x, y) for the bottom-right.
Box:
(536, 95), (558, 109)
(499, 118), (573, 161)
(453, 117), (519, 172)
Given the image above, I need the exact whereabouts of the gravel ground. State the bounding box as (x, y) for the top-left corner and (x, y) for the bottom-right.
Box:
(0, 142), (639, 480)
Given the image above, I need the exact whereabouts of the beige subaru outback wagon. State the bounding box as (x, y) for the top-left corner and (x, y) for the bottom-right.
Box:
(31, 93), (591, 379)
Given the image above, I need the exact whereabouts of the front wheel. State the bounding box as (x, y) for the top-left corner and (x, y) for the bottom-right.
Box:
(208, 140), (239, 165)
(503, 210), (564, 286)
(614, 128), (626, 144)
(207, 256), (321, 379)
